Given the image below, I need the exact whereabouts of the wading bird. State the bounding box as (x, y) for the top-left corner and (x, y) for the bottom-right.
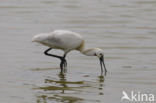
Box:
(32, 30), (107, 75)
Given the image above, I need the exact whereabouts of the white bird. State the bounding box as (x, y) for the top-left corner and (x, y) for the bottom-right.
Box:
(32, 30), (107, 75)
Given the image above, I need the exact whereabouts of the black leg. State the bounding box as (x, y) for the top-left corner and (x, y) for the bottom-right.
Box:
(63, 54), (67, 67)
(60, 53), (67, 71)
(44, 48), (62, 59)
(44, 48), (67, 72)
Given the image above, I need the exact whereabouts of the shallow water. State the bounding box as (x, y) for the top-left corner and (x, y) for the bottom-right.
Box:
(0, 0), (156, 103)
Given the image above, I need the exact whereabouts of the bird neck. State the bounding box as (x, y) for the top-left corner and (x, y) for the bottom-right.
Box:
(80, 48), (96, 56)
(77, 40), (97, 56)
(76, 40), (85, 52)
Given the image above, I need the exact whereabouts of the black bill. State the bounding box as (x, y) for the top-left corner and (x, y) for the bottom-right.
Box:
(99, 55), (107, 75)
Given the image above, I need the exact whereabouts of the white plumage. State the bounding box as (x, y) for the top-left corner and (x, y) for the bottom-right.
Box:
(32, 30), (107, 75)
(32, 30), (83, 53)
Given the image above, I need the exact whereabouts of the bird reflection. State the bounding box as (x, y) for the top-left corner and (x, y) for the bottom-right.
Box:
(36, 71), (84, 103)
(35, 71), (105, 103)
(98, 75), (105, 95)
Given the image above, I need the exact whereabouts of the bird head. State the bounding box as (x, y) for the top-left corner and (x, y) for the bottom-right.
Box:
(93, 48), (103, 58)
(82, 48), (107, 75)
(94, 48), (107, 75)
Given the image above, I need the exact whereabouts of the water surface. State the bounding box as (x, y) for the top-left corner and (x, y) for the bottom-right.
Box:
(0, 0), (156, 103)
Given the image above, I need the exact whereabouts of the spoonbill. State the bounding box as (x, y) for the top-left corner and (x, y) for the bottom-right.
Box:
(32, 30), (107, 75)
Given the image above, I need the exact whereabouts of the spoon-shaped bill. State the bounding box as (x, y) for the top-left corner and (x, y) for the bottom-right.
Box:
(99, 55), (107, 75)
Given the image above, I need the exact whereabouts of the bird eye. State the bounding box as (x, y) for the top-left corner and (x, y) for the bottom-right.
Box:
(94, 53), (96, 56)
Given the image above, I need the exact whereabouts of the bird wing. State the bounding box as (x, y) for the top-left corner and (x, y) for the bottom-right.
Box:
(40, 32), (63, 49)
(41, 30), (83, 51)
